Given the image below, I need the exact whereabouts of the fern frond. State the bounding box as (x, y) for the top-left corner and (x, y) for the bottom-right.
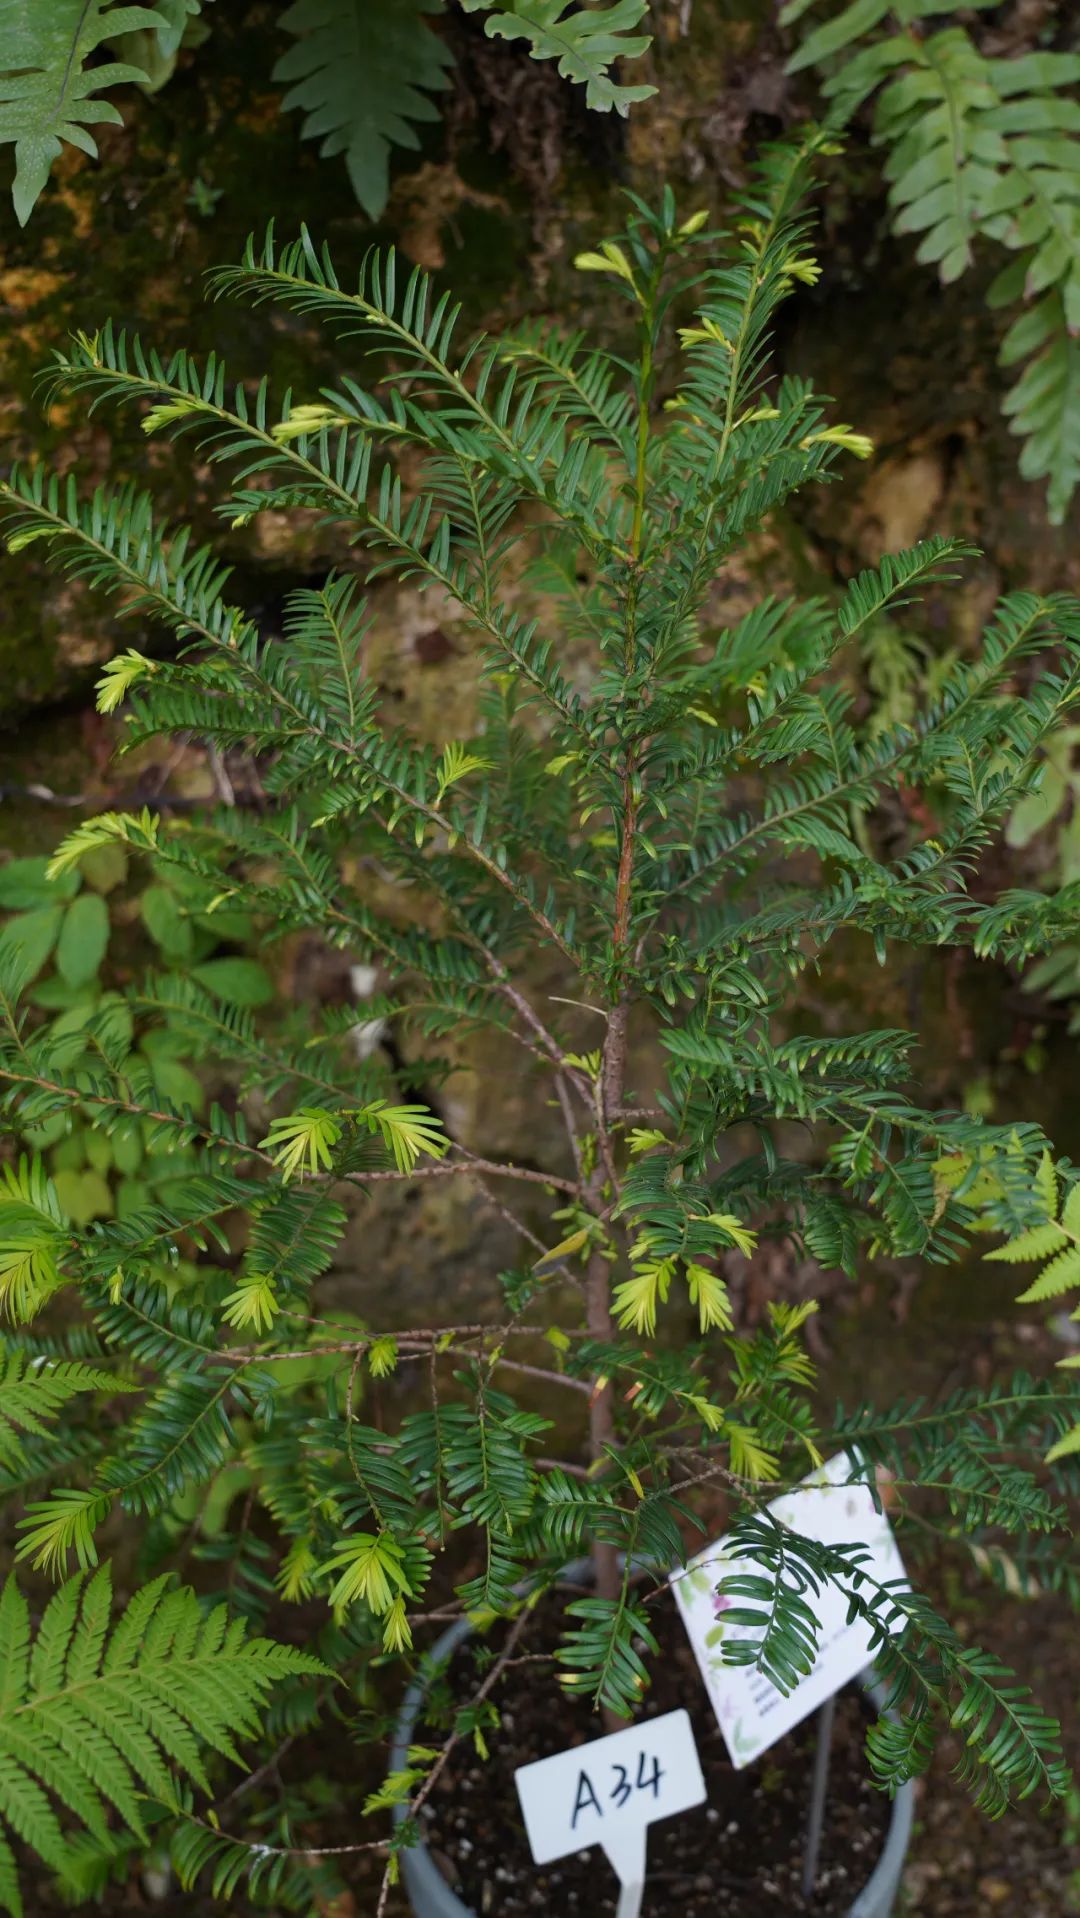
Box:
(0, 1568), (325, 1907)
(463, 0), (656, 114)
(787, 0), (1080, 517)
(996, 285), (1080, 526)
(0, 3), (167, 225)
(273, 0), (452, 220)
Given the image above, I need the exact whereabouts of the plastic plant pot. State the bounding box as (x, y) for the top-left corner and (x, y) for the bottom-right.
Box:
(389, 1571), (915, 1918)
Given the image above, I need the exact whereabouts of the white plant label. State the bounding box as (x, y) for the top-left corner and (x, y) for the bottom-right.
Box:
(671, 1451), (908, 1768)
(514, 1707), (705, 1918)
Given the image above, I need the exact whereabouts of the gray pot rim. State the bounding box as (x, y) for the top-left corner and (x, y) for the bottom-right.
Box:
(390, 1565), (914, 1918)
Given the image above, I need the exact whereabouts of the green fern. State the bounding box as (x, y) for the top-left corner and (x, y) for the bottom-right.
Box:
(273, 0), (453, 220)
(995, 281), (1080, 524)
(273, 0), (654, 216)
(987, 1154), (1080, 1461)
(787, 0), (1080, 521)
(461, 0), (656, 114)
(0, 2), (170, 225)
(0, 0), (654, 225)
(0, 1566), (325, 1917)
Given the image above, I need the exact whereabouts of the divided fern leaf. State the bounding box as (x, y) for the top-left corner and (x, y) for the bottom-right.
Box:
(786, 0), (1080, 520)
(462, 0), (656, 114)
(0, 2), (168, 225)
(2, 0), (654, 225)
(273, 0), (453, 220)
(988, 1170), (1080, 1459)
(0, 1568), (325, 1916)
(996, 284), (1080, 526)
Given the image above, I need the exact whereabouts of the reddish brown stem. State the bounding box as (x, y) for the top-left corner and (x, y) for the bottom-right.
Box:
(586, 1238), (622, 1735)
(586, 1245), (619, 1551)
(584, 758), (640, 1727)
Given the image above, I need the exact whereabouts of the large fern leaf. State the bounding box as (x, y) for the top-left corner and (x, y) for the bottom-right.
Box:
(0, 2), (168, 225)
(0, 1567), (326, 1917)
(875, 28), (1002, 285)
(979, 52), (1080, 320)
(273, 0), (453, 220)
(786, 0), (1080, 519)
(462, 0), (655, 113)
(994, 283), (1080, 525)
(981, 62), (1080, 524)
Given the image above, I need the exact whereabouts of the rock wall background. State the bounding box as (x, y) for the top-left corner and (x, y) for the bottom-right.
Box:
(1, 0), (1076, 721)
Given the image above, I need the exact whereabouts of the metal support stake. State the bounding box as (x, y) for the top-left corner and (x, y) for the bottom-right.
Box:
(801, 1693), (837, 1902)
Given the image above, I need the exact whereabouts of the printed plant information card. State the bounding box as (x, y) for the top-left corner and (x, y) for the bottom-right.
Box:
(515, 1708), (705, 1918)
(671, 1451), (908, 1767)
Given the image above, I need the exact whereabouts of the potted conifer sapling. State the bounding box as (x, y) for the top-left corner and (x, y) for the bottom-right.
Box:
(1, 129), (1079, 1918)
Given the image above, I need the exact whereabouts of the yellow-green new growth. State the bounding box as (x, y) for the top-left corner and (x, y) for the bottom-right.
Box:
(321, 1532), (413, 1647)
(574, 239), (637, 288)
(95, 649), (154, 713)
(220, 1270), (281, 1333)
(434, 741), (492, 806)
(46, 809), (161, 878)
(0, 1157), (68, 1324)
(270, 403), (351, 443)
(359, 1100), (449, 1174)
(803, 423), (874, 460)
(261, 1107), (343, 1180)
(141, 395), (204, 435)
